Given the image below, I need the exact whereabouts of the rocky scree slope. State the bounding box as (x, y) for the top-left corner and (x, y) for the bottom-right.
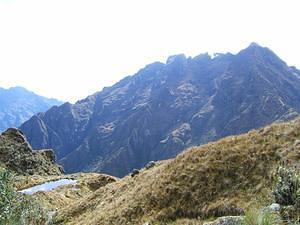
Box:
(55, 117), (300, 225)
(0, 86), (62, 132)
(20, 43), (300, 177)
(0, 128), (63, 176)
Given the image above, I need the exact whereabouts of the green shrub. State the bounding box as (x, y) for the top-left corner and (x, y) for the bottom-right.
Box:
(273, 165), (300, 224)
(242, 208), (281, 225)
(0, 169), (49, 225)
(273, 166), (300, 207)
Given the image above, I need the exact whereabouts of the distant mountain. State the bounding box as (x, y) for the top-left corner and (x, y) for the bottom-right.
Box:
(0, 86), (62, 132)
(20, 43), (300, 177)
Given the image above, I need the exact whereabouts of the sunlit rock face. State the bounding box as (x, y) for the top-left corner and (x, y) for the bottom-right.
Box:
(20, 43), (300, 177)
(0, 128), (63, 176)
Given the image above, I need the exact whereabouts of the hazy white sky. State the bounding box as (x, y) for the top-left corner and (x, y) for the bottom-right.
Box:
(0, 0), (299, 102)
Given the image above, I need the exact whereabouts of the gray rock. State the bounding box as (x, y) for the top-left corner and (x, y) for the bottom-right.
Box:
(131, 169), (140, 177)
(267, 203), (280, 212)
(47, 211), (57, 225)
(294, 139), (300, 146)
(145, 161), (156, 169)
(203, 216), (244, 225)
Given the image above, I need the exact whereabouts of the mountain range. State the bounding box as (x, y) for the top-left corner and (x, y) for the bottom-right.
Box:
(20, 43), (300, 177)
(0, 86), (62, 132)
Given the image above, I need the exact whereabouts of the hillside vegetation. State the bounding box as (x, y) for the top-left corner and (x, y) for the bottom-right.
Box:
(0, 168), (50, 225)
(53, 117), (300, 224)
(0, 128), (64, 225)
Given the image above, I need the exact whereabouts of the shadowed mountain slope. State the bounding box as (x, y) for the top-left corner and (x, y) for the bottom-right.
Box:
(20, 43), (300, 177)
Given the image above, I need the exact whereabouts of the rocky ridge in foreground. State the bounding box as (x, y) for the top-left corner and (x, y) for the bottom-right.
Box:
(0, 128), (63, 176)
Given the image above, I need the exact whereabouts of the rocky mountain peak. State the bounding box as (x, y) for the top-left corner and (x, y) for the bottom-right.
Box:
(249, 41), (262, 48)
(20, 44), (300, 177)
(166, 54), (187, 64)
(2, 128), (27, 144)
(238, 42), (268, 55)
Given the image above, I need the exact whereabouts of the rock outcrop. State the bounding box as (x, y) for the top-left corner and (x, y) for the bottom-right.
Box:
(203, 216), (244, 225)
(0, 128), (63, 176)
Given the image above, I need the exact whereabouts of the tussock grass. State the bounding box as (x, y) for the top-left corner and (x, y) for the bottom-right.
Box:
(13, 172), (118, 215)
(55, 117), (300, 225)
(242, 208), (281, 225)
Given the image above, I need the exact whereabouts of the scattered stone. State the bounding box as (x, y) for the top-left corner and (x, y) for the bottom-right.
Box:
(47, 211), (57, 224)
(203, 216), (244, 225)
(87, 174), (118, 190)
(267, 203), (280, 212)
(131, 169), (140, 177)
(145, 161), (156, 169)
(294, 139), (300, 146)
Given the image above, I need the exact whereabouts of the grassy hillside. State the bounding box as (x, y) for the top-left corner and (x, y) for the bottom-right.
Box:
(31, 173), (118, 212)
(54, 117), (300, 224)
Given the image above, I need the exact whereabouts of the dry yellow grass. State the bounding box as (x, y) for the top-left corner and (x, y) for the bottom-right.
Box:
(15, 174), (67, 190)
(54, 117), (300, 225)
(31, 173), (118, 211)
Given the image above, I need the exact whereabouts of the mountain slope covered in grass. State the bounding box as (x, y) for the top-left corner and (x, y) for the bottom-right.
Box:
(55, 117), (300, 225)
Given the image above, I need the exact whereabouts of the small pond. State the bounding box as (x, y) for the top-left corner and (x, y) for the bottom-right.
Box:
(19, 179), (77, 195)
